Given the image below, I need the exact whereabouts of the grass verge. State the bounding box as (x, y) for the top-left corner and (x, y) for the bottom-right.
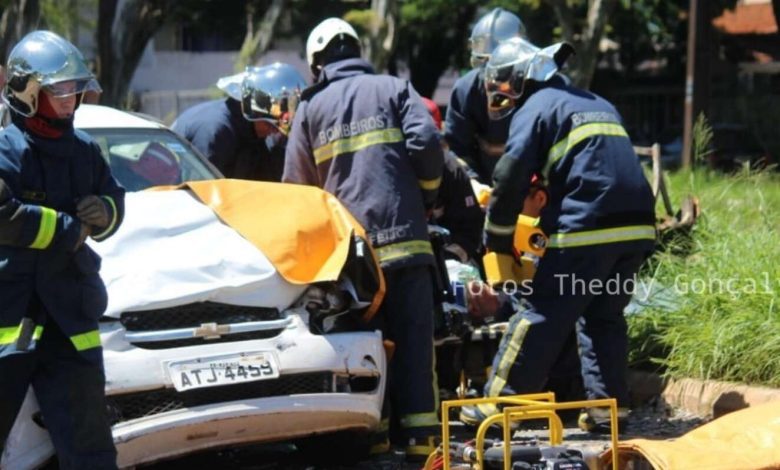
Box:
(628, 168), (780, 387)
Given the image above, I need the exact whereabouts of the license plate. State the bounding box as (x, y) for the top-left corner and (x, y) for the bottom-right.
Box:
(167, 352), (279, 391)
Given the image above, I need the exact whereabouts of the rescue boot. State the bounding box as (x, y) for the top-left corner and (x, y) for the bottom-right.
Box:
(368, 418), (391, 456)
(577, 407), (629, 434)
(459, 403), (494, 427)
(404, 435), (440, 462)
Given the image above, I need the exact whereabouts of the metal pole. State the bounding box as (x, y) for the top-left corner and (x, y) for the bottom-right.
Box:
(682, 0), (711, 168)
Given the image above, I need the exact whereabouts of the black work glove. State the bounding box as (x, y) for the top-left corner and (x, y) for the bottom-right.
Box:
(76, 195), (110, 229)
(73, 222), (92, 252)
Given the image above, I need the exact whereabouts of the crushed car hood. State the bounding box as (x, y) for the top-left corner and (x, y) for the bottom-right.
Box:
(90, 189), (308, 317)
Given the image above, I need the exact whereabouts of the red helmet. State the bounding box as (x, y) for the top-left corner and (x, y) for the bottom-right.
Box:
(129, 142), (181, 186)
(421, 97), (443, 131)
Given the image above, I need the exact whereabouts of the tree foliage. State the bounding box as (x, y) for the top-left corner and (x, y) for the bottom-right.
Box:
(0, 0), (40, 62)
(96, 0), (178, 107)
(236, 0), (288, 72)
(0, 0), (754, 111)
(344, 0), (398, 74)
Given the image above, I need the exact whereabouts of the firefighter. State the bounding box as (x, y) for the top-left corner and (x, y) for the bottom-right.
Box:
(0, 31), (125, 468)
(444, 7), (526, 188)
(462, 38), (656, 432)
(282, 18), (444, 459)
(172, 62), (306, 181)
(421, 97), (484, 265)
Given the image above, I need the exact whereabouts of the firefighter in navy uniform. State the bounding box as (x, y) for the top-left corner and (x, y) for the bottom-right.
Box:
(173, 62), (306, 182)
(283, 18), (444, 459)
(0, 31), (125, 469)
(461, 38), (656, 431)
(421, 97), (484, 265)
(444, 8), (526, 188)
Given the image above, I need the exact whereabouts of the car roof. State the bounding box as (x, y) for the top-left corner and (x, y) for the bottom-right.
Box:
(74, 104), (167, 130)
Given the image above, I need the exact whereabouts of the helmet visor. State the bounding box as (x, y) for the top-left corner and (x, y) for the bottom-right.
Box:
(43, 78), (101, 98)
(486, 90), (515, 120)
(241, 90), (298, 134)
(485, 63), (515, 87)
(469, 35), (493, 57)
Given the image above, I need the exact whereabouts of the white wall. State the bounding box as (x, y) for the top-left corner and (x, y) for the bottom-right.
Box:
(131, 41), (458, 120)
(130, 40), (310, 93)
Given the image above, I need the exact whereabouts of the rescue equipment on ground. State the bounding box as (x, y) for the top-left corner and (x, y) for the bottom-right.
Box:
(424, 393), (620, 469)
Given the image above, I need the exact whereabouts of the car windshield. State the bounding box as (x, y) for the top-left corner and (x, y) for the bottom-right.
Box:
(82, 128), (219, 192)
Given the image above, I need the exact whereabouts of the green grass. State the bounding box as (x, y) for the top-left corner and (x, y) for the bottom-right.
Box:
(627, 168), (780, 386)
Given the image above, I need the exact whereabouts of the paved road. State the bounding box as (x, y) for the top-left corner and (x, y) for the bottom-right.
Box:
(142, 400), (706, 469)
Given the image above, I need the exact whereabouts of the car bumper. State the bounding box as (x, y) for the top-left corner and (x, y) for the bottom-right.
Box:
(114, 393), (381, 467)
(102, 315), (384, 467)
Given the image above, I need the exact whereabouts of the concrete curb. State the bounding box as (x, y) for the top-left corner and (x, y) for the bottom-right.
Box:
(628, 370), (780, 418)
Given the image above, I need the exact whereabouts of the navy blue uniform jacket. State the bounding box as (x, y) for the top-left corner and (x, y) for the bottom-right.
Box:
(0, 121), (125, 359)
(173, 98), (283, 181)
(486, 79), (656, 254)
(444, 68), (515, 184)
(283, 59), (444, 270)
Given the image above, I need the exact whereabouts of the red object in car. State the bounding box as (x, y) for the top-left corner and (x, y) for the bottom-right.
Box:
(129, 142), (181, 185)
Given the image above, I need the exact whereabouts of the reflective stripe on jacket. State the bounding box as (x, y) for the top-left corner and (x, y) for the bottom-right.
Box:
(486, 78), (656, 254)
(283, 58), (444, 270)
(0, 121), (124, 360)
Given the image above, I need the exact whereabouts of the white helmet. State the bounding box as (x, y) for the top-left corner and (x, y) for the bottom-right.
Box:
(305, 18), (360, 70)
(484, 38), (574, 120)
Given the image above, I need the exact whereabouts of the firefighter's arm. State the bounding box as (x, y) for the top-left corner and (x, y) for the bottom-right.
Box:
(484, 113), (543, 254)
(80, 141), (125, 242)
(282, 101), (319, 186)
(443, 77), (484, 182)
(399, 83), (444, 208)
(0, 176), (89, 252)
(437, 154), (484, 262)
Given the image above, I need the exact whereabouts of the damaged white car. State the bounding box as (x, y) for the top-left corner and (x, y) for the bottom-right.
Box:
(1, 105), (386, 469)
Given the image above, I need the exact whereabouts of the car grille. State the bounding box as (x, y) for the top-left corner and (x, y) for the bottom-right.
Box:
(120, 302), (285, 349)
(107, 372), (334, 424)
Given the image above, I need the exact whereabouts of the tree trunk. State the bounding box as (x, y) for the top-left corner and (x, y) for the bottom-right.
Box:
(364, 0), (398, 73)
(96, 0), (173, 107)
(67, 0), (79, 42)
(235, 0), (287, 72)
(548, 0), (618, 89)
(407, 3), (476, 98)
(0, 0), (41, 62)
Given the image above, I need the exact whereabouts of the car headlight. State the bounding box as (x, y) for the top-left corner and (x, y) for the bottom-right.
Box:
(301, 284), (361, 334)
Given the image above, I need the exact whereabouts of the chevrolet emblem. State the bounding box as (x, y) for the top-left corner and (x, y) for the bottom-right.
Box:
(193, 323), (230, 340)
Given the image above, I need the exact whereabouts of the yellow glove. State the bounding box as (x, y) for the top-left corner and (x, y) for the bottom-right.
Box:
(482, 252), (521, 285)
(469, 179), (492, 208)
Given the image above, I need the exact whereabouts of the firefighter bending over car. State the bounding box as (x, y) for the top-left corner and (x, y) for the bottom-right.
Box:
(445, 7), (526, 192)
(174, 62), (307, 182)
(282, 18), (444, 460)
(421, 96), (485, 266)
(460, 36), (656, 433)
(0, 31), (125, 469)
